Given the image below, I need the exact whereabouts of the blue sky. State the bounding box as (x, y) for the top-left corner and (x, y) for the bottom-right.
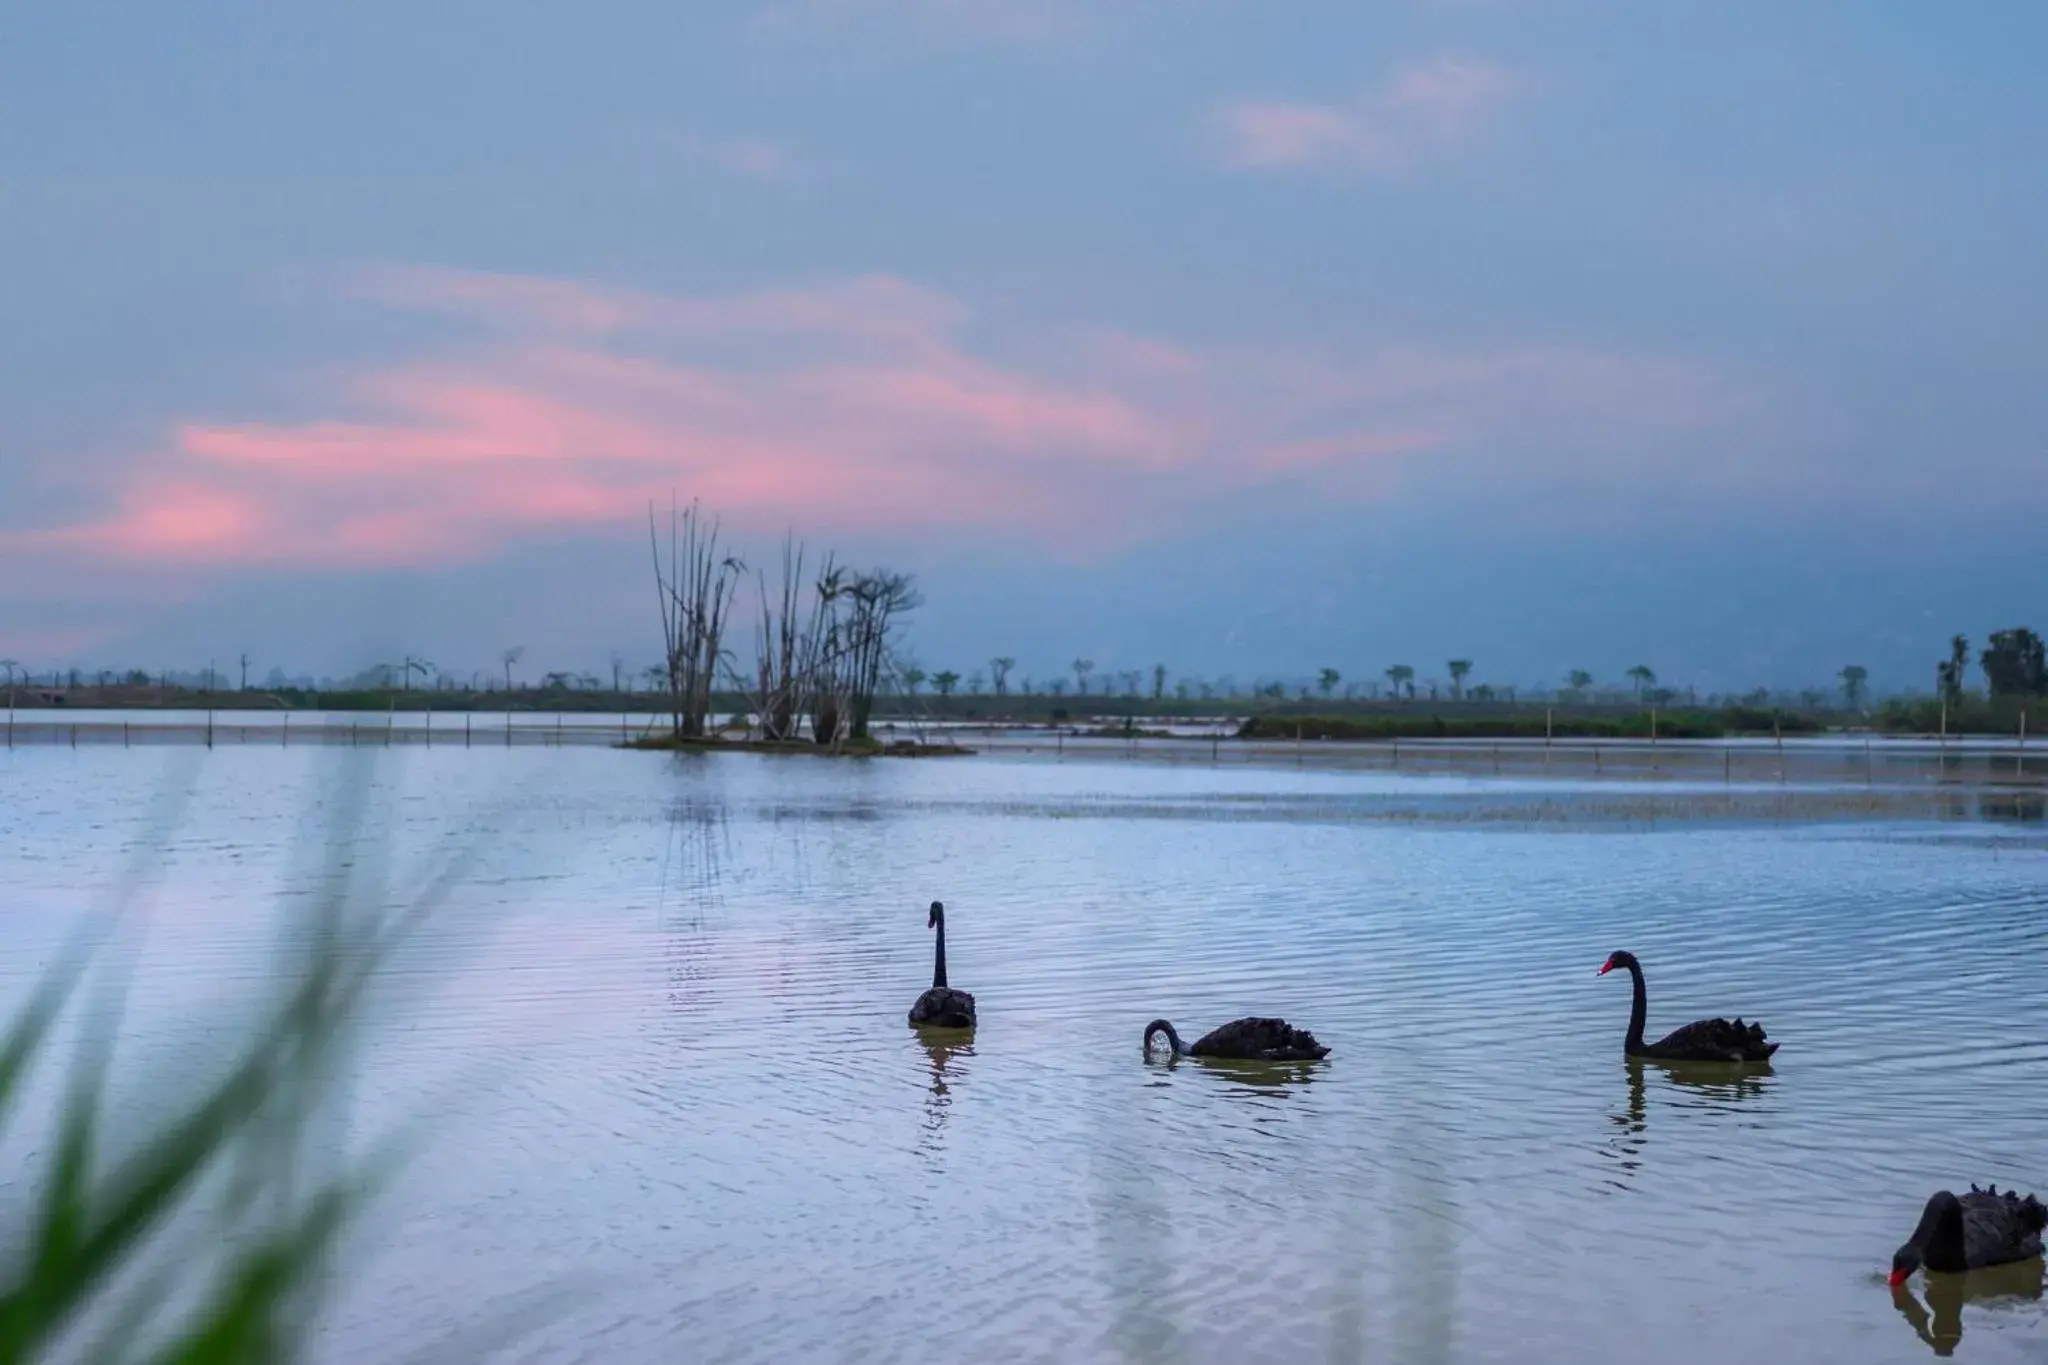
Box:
(2, 2), (2043, 694)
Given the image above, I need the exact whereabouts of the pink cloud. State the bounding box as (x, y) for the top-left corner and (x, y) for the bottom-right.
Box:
(1215, 57), (1524, 175)
(15, 267), (1745, 573)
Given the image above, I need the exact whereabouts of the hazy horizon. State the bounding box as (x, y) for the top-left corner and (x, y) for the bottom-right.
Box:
(4, 3), (2043, 692)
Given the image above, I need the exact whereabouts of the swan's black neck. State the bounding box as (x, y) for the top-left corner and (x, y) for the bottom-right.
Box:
(1909, 1192), (1968, 1272)
(1144, 1019), (1184, 1055)
(1622, 958), (1648, 1051)
(931, 909), (948, 990)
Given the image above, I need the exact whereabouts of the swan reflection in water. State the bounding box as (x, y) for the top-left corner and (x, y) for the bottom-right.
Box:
(1601, 1058), (1776, 1191)
(912, 1029), (973, 1160)
(1891, 1257), (2045, 1357)
(1149, 1051), (1321, 1109)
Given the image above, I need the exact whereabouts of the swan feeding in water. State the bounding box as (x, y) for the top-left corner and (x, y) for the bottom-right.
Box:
(1142, 1017), (1328, 1062)
(1597, 950), (1778, 1063)
(1891, 1185), (2047, 1285)
(908, 900), (976, 1029)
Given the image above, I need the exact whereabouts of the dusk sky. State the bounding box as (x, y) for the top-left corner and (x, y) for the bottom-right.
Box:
(3, 2), (2044, 693)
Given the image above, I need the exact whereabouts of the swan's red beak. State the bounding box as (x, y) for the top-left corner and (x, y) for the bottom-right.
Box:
(1888, 1267), (1909, 1288)
(1596, 961), (1613, 975)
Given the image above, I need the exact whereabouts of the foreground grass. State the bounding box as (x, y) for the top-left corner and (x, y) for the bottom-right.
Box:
(0, 758), (531, 1363)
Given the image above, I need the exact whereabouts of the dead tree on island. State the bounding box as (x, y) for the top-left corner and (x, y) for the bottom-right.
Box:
(649, 498), (743, 739)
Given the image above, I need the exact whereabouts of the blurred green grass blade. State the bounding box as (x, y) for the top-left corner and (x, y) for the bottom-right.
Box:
(143, 1183), (357, 1365)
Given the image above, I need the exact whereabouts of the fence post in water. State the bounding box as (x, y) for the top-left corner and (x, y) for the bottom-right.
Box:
(556, 713), (563, 746)
(2021, 709), (2029, 779)
(1724, 748), (1731, 783)
(69, 723), (76, 749)
(123, 720), (129, 748)
(424, 710), (431, 748)
(282, 714), (289, 748)
(466, 713), (472, 748)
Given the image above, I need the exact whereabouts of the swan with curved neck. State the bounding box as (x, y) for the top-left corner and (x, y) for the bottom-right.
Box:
(1143, 1016), (1328, 1062)
(1597, 950), (1777, 1062)
(908, 900), (976, 1029)
(1892, 1185), (2046, 1285)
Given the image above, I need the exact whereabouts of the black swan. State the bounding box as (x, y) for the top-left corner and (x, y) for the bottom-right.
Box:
(1143, 1017), (1329, 1062)
(1597, 950), (1777, 1063)
(908, 900), (976, 1029)
(1891, 1185), (2048, 1286)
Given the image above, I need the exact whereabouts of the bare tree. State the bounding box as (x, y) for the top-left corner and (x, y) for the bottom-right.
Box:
(1151, 663), (1168, 701)
(0, 659), (17, 711)
(501, 646), (525, 692)
(1072, 658), (1094, 696)
(650, 497), (744, 739)
(990, 657), (1015, 696)
(403, 656), (433, 691)
(749, 534), (811, 742)
(239, 652), (251, 691)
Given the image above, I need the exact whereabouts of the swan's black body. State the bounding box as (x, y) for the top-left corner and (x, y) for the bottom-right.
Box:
(1598, 950), (1777, 1063)
(1143, 1017), (1328, 1062)
(1891, 1186), (2048, 1285)
(908, 901), (976, 1029)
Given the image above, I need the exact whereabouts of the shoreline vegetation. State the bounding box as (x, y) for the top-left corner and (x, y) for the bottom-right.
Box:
(0, 503), (2037, 749)
(0, 684), (2032, 742)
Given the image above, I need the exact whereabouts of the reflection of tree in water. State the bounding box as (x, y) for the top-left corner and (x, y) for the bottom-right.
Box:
(914, 1032), (972, 1164)
(1891, 1257), (2045, 1357)
(659, 799), (732, 1020)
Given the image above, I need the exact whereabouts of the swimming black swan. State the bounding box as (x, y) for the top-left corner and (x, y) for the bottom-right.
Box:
(1891, 1186), (2048, 1286)
(908, 900), (976, 1029)
(1597, 950), (1777, 1062)
(1143, 1017), (1329, 1062)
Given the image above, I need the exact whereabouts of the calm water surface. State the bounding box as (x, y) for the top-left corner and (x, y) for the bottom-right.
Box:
(3, 746), (2047, 1364)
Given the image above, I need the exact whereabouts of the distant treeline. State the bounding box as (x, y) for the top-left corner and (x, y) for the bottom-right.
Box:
(1237, 707), (1823, 742)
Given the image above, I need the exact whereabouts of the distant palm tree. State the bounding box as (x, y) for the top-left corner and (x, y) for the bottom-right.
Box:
(1447, 660), (1472, 700)
(1386, 664), (1415, 700)
(901, 667), (927, 695)
(1071, 658), (1094, 696)
(932, 670), (960, 696)
(1318, 668), (1341, 696)
(1566, 669), (1593, 698)
(1626, 665), (1656, 699)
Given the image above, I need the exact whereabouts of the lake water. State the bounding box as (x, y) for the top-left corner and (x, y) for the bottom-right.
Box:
(3, 745), (2046, 1363)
